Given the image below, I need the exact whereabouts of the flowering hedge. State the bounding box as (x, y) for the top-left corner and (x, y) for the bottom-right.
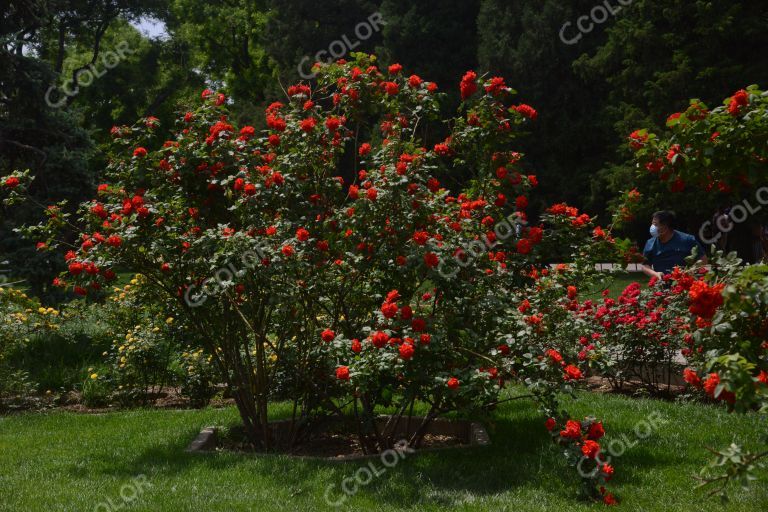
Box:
(575, 273), (695, 394)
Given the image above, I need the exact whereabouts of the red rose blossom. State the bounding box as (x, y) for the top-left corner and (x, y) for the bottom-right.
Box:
(560, 420), (581, 439)
(581, 439), (600, 459)
(336, 366), (350, 380)
(459, 71), (477, 100)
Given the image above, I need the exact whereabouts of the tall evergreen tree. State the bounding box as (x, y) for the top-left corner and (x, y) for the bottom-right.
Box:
(476, 0), (613, 212)
(378, 0), (480, 97)
(1, 2), (94, 298)
(1, 0), (172, 298)
(263, 0), (381, 85)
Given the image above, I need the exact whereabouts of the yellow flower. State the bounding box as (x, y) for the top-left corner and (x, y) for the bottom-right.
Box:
(90, 373), (98, 380)
(165, 317), (174, 325)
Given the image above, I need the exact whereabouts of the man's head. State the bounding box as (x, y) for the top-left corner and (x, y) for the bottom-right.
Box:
(650, 210), (676, 239)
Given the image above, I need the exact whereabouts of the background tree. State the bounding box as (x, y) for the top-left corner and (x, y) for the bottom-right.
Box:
(1, 1), (94, 298)
(378, 0), (480, 99)
(476, 0), (611, 214)
(165, 0), (273, 120)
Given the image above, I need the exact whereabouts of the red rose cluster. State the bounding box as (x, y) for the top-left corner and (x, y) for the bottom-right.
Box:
(687, 280), (724, 320)
(3, 176), (20, 189)
(545, 416), (616, 505)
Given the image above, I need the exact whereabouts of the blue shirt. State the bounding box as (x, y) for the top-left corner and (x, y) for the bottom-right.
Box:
(643, 231), (705, 274)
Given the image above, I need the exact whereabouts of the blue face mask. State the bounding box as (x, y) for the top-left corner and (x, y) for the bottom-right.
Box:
(650, 224), (660, 238)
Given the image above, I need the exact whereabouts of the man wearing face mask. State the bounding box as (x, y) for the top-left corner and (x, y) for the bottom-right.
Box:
(641, 210), (707, 280)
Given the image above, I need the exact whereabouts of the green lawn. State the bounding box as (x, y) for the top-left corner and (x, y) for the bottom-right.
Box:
(585, 272), (645, 299)
(0, 392), (765, 511)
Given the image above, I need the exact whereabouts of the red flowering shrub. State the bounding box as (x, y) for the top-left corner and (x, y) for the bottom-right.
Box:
(569, 275), (692, 394)
(622, 86), (767, 212)
(313, 60), (615, 466)
(487, 232), (620, 501)
(5, 54), (620, 501)
(602, 89), (768, 498)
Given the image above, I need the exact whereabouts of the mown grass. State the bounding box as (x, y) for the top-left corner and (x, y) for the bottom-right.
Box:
(0, 390), (766, 511)
(584, 272), (645, 300)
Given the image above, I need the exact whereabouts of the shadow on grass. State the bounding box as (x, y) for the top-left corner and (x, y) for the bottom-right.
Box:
(69, 397), (694, 510)
(75, 403), (558, 505)
(350, 413), (553, 508)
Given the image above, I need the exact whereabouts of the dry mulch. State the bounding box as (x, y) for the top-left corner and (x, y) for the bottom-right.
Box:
(0, 387), (234, 415)
(219, 425), (465, 459)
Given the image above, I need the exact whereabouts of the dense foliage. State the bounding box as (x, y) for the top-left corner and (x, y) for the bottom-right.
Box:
(4, 1), (768, 293)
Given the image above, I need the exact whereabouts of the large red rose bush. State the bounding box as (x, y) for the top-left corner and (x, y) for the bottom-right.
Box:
(622, 86), (768, 408)
(4, 55), (620, 502)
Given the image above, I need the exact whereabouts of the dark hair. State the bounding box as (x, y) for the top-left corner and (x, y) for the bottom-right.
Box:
(652, 210), (676, 229)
